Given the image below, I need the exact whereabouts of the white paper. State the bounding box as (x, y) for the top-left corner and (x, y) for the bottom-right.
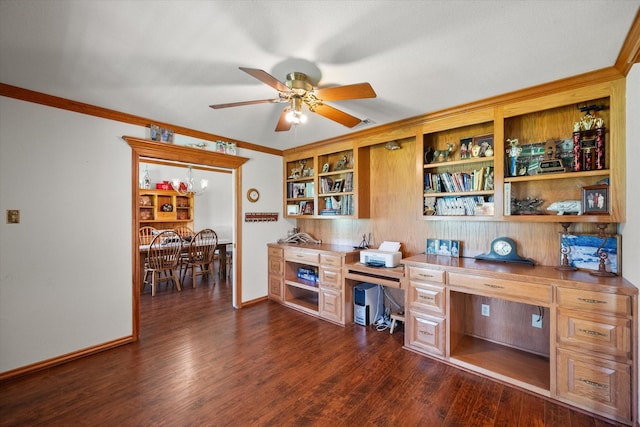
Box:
(378, 241), (401, 252)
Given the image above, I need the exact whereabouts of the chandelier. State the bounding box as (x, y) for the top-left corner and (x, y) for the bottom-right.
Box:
(171, 166), (208, 196)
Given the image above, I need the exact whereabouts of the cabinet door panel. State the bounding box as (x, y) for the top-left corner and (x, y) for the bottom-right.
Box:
(319, 289), (343, 324)
(557, 309), (631, 360)
(557, 348), (631, 422)
(448, 272), (551, 305)
(557, 288), (632, 316)
(268, 275), (283, 301)
(320, 267), (342, 289)
(407, 311), (445, 357)
(409, 282), (445, 315)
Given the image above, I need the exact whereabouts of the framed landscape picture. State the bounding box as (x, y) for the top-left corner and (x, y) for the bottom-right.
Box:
(561, 233), (620, 274)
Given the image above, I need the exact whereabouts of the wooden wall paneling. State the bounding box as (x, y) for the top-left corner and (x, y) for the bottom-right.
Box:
(462, 294), (550, 357)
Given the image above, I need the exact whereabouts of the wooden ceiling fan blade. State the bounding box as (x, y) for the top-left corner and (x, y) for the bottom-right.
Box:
(312, 83), (376, 101)
(312, 104), (362, 128)
(239, 67), (290, 93)
(275, 108), (293, 132)
(209, 99), (282, 109)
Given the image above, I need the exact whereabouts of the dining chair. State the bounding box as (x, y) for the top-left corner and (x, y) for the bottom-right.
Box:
(174, 226), (195, 242)
(181, 228), (218, 289)
(144, 230), (183, 296)
(139, 226), (158, 245)
(174, 225), (195, 275)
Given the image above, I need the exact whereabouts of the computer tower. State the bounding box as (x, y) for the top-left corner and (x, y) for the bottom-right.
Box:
(353, 283), (384, 326)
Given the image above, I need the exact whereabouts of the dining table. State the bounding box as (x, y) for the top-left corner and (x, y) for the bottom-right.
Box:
(139, 237), (233, 293)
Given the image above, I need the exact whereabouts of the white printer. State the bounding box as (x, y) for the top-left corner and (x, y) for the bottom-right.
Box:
(359, 241), (402, 268)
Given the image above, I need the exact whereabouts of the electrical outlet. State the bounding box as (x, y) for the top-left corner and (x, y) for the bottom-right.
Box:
(532, 314), (543, 328)
(481, 304), (490, 317)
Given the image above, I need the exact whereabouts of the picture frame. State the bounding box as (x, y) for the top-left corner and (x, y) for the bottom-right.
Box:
(472, 134), (494, 158)
(582, 184), (608, 214)
(292, 183), (306, 198)
(426, 238), (460, 257)
(560, 233), (620, 274)
(331, 179), (344, 193)
(287, 204), (300, 215)
(322, 162), (330, 173)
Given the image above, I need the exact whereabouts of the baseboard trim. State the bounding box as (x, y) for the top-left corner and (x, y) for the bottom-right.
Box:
(0, 335), (134, 383)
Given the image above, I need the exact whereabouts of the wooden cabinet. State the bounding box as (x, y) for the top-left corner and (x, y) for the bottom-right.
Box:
(138, 189), (193, 229)
(267, 246), (284, 302)
(406, 266), (447, 357)
(402, 254), (637, 425)
(417, 79), (626, 223)
(267, 243), (359, 324)
(556, 287), (634, 423)
(283, 145), (370, 219)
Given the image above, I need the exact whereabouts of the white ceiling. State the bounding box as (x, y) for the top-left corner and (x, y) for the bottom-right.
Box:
(1, 1), (638, 151)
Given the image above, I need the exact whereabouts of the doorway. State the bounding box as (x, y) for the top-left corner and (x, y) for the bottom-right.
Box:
(125, 136), (249, 340)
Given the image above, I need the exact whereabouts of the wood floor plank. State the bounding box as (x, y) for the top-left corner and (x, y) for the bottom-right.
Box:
(0, 271), (627, 426)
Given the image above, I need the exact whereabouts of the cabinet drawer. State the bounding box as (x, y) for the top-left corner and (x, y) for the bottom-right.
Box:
(320, 254), (342, 267)
(557, 288), (632, 317)
(557, 348), (631, 422)
(408, 282), (445, 315)
(268, 275), (283, 300)
(319, 267), (342, 290)
(319, 288), (343, 324)
(407, 266), (445, 284)
(448, 272), (551, 305)
(268, 257), (283, 275)
(407, 311), (445, 357)
(268, 246), (283, 258)
(284, 249), (319, 265)
(557, 309), (631, 359)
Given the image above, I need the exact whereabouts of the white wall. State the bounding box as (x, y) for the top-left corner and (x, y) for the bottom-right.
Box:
(0, 97), (136, 372)
(236, 147), (294, 302)
(0, 96), (287, 373)
(620, 62), (639, 412)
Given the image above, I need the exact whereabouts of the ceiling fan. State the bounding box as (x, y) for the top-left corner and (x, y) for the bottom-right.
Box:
(210, 67), (376, 132)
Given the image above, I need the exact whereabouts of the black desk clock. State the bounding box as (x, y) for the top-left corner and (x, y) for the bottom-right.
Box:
(474, 237), (535, 266)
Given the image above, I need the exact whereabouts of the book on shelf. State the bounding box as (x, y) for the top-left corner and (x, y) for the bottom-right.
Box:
(504, 182), (511, 215)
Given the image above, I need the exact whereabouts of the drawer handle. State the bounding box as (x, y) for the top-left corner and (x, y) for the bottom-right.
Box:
(419, 331), (433, 336)
(419, 295), (434, 301)
(577, 297), (607, 305)
(418, 273), (434, 279)
(578, 378), (608, 389)
(578, 328), (607, 337)
(483, 284), (504, 289)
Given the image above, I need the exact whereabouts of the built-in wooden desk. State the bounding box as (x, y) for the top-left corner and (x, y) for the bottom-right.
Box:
(402, 254), (638, 426)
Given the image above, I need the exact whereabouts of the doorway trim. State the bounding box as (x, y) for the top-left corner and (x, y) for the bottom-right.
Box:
(124, 136), (249, 340)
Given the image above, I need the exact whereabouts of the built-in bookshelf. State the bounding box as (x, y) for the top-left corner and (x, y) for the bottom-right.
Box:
(283, 146), (369, 219)
(421, 121), (496, 218)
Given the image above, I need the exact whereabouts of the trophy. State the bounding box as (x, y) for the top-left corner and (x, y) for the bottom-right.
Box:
(506, 138), (522, 177)
(537, 139), (566, 174)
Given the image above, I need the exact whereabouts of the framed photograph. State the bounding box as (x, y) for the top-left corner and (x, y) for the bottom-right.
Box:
(561, 233), (620, 274)
(292, 183), (306, 198)
(322, 162), (330, 173)
(331, 179), (344, 193)
(472, 134), (494, 158)
(426, 238), (460, 257)
(287, 204), (300, 215)
(301, 201), (314, 215)
(582, 184), (608, 214)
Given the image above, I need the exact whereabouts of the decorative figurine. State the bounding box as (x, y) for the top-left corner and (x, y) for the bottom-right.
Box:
(506, 138), (522, 177)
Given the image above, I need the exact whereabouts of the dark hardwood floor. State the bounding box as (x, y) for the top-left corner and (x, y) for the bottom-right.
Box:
(0, 269), (623, 426)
